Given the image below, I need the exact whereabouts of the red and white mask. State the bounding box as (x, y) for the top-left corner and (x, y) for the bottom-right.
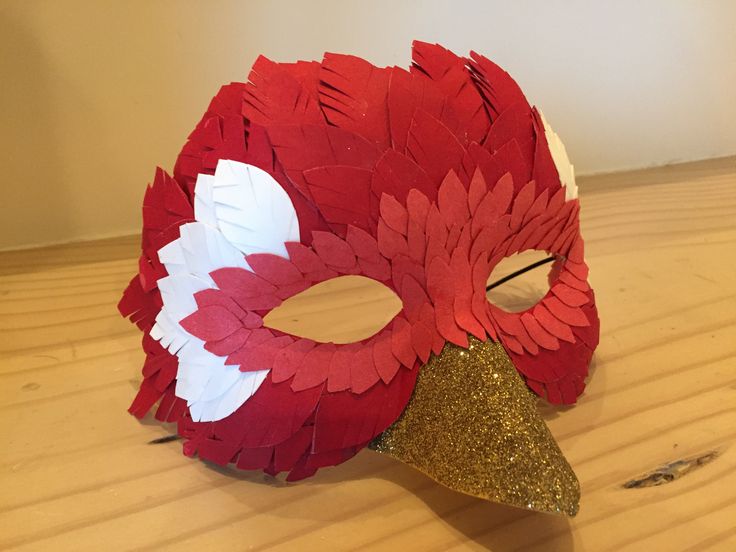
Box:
(120, 42), (599, 515)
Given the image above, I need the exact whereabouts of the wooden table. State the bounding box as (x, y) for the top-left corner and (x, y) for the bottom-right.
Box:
(1, 157), (735, 551)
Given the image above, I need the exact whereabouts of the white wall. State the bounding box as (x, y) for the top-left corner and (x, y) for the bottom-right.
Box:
(1, 0), (734, 249)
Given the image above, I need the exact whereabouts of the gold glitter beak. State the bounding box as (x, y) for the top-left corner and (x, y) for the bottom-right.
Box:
(370, 336), (580, 516)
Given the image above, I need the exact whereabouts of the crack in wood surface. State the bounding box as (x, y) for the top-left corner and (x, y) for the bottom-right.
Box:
(623, 450), (720, 488)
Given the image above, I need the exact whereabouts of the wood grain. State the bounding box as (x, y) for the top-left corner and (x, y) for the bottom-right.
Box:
(1, 157), (735, 551)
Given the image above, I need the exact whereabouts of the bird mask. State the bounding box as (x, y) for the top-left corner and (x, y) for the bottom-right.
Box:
(119, 41), (600, 517)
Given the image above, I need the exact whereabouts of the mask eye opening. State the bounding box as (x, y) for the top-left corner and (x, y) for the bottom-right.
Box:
(486, 250), (559, 313)
(262, 275), (403, 344)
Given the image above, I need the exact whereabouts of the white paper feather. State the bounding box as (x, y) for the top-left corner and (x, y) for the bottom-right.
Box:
(149, 159), (299, 422)
(539, 111), (578, 201)
(207, 159), (300, 257)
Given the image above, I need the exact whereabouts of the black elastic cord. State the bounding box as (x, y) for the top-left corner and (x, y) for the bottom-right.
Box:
(148, 434), (180, 444)
(485, 256), (556, 291)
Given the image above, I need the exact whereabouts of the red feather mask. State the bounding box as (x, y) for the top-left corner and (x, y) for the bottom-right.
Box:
(120, 41), (599, 516)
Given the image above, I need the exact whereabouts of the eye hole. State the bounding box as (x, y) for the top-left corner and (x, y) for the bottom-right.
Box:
(263, 275), (402, 344)
(487, 250), (552, 313)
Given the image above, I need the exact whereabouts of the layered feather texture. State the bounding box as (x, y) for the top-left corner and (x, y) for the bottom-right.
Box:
(119, 41), (599, 479)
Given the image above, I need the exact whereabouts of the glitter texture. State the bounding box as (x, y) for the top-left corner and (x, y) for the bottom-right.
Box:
(370, 336), (580, 516)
